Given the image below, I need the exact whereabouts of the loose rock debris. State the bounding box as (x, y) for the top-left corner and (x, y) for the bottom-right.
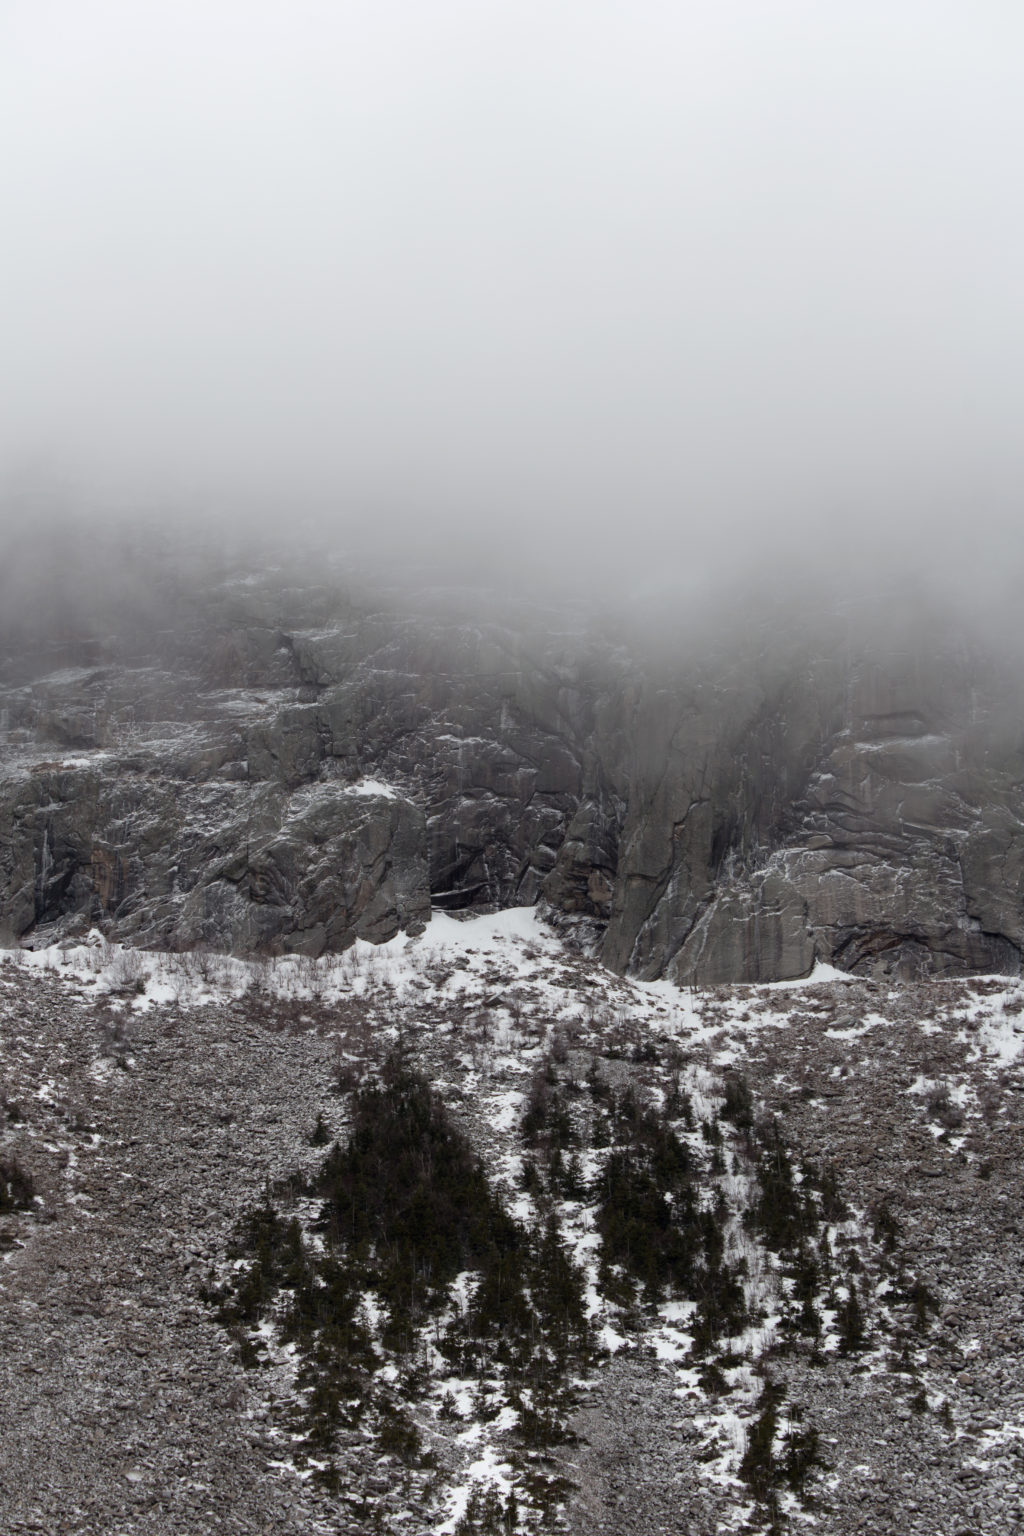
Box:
(2, 917), (1024, 1534)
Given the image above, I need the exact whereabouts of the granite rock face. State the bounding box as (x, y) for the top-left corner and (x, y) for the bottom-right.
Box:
(2, 563), (1023, 981)
(0, 754), (429, 956)
(666, 648), (1024, 983)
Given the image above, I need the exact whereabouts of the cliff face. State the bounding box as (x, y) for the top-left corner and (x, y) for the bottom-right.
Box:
(1, 566), (1022, 982)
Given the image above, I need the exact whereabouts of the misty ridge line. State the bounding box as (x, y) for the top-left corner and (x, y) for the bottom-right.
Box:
(0, 491), (1023, 670)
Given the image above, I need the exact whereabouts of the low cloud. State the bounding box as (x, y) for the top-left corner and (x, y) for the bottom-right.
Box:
(1, 3), (1021, 631)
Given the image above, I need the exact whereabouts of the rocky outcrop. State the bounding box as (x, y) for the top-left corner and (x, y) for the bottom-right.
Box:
(664, 649), (1024, 983)
(0, 753), (429, 956)
(2, 563), (1023, 981)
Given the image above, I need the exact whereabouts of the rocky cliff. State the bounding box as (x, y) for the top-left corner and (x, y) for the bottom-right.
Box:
(2, 555), (1022, 982)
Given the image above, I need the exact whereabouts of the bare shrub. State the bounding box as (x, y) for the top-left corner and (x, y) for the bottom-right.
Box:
(549, 1027), (570, 1064)
(108, 947), (146, 995)
(977, 1083), (1003, 1125)
(925, 1081), (964, 1131)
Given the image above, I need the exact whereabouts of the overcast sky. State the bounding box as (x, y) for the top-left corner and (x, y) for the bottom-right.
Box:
(1, 2), (1022, 592)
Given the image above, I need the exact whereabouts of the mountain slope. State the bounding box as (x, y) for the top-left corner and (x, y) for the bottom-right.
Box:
(2, 554), (1022, 983)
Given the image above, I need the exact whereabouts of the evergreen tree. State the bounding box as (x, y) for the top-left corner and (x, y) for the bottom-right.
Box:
(837, 1276), (866, 1354)
(0, 1155), (35, 1213)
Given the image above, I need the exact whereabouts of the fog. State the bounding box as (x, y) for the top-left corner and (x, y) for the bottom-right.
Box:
(1, 2), (1022, 611)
